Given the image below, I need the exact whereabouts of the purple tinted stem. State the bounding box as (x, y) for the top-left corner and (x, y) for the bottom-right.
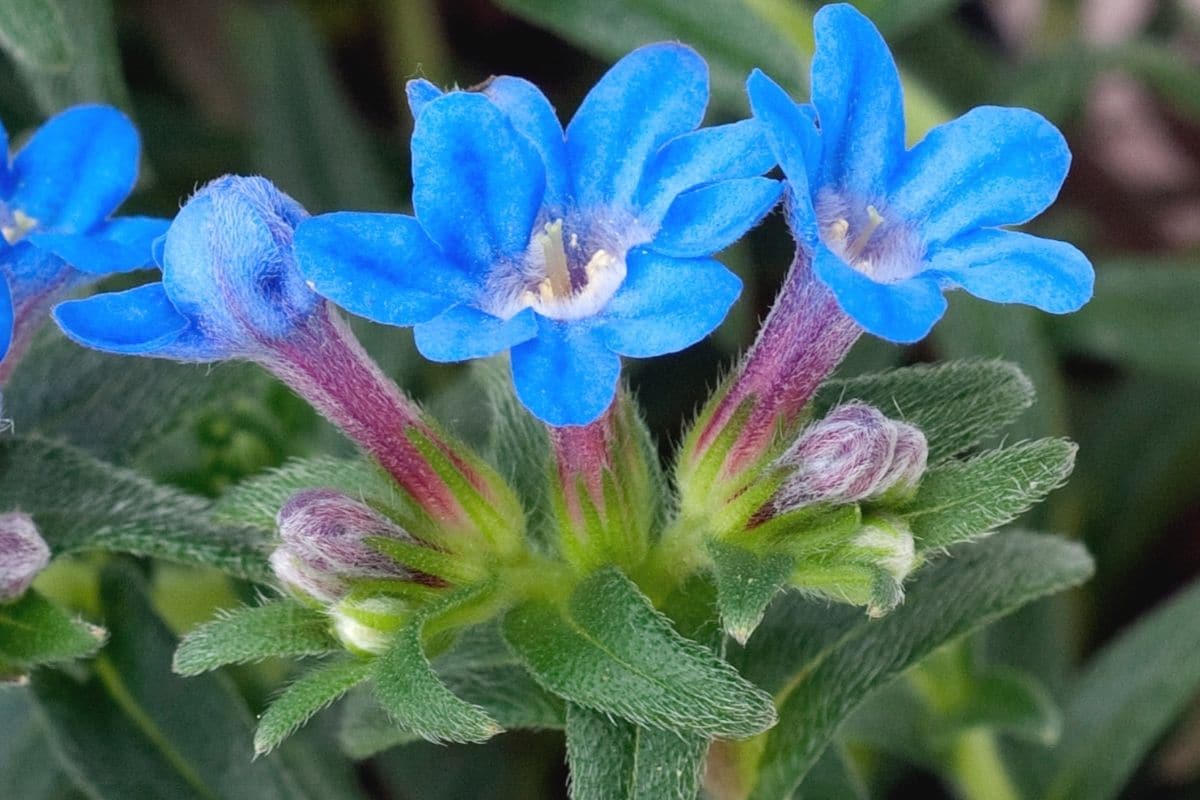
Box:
(549, 405), (614, 523)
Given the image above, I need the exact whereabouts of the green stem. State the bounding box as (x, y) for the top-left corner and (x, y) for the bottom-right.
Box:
(949, 729), (1023, 800)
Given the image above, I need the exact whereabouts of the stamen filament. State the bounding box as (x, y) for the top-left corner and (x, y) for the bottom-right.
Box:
(845, 205), (884, 262)
(540, 219), (572, 297)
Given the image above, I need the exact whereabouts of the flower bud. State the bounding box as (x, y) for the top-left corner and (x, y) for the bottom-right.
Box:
(270, 488), (412, 604)
(776, 403), (927, 510)
(0, 512), (51, 602)
(330, 595), (409, 656)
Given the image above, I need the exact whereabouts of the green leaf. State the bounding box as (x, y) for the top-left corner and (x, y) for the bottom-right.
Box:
(1040, 577), (1200, 800)
(817, 359), (1034, 462)
(336, 689), (418, 760)
(211, 456), (401, 530)
(852, 0), (961, 37)
(494, 0), (806, 112)
(0, 690), (80, 799)
(565, 703), (708, 800)
(229, 3), (392, 212)
(0, 0), (69, 71)
(30, 561), (366, 800)
(707, 540), (794, 644)
(731, 532), (1093, 800)
(173, 601), (339, 676)
(902, 439), (1077, 551)
(0, 590), (104, 672)
(943, 667), (1061, 746)
(0, 435), (272, 581)
(255, 658), (372, 755)
(371, 590), (502, 744)
(502, 567), (776, 739)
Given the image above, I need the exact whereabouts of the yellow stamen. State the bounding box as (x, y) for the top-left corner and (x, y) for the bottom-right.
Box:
(845, 205), (884, 262)
(2, 209), (37, 245)
(538, 219), (572, 297)
(584, 250), (616, 282)
(828, 218), (850, 242)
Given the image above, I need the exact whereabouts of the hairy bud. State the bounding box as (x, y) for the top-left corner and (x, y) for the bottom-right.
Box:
(0, 512), (51, 602)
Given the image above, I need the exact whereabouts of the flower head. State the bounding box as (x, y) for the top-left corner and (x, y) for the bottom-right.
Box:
(296, 44), (781, 425)
(748, 4), (1093, 343)
(54, 174), (317, 361)
(0, 104), (167, 380)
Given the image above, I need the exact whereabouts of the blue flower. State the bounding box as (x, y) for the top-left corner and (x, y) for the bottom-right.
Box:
(748, 4), (1093, 343)
(0, 104), (168, 373)
(54, 175), (320, 361)
(295, 43), (782, 426)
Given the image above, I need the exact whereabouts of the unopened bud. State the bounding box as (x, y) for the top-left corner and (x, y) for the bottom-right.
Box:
(776, 403), (927, 510)
(270, 489), (412, 604)
(0, 513), (51, 602)
(851, 515), (918, 618)
(330, 595), (409, 655)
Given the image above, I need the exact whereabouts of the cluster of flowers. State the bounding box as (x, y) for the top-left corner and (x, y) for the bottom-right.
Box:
(0, 6), (1091, 640)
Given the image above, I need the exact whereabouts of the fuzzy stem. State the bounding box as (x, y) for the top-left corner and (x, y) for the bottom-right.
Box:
(0, 276), (74, 386)
(696, 249), (861, 476)
(261, 306), (468, 525)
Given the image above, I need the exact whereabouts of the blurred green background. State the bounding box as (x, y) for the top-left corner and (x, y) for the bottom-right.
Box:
(3, 0), (1200, 798)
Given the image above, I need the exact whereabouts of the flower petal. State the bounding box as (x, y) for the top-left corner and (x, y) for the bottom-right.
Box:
(636, 118), (777, 224)
(0, 278), (12, 361)
(566, 43), (708, 211)
(809, 4), (904, 199)
(651, 177), (782, 258)
(29, 215), (169, 274)
(482, 76), (569, 212)
(747, 69), (820, 243)
(10, 105), (140, 234)
(53, 282), (222, 359)
(405, 79), (443, 119)
(295, 212), (477, 326)
(595, 250), (741, 358)
(925, 228), (1093, 313)
(412, 92), (545, 269)
(888, 106), (1071, 245)
(511, 317), (620, 426)
(812, 244), (946, 343)
(414, 304), (538, 362)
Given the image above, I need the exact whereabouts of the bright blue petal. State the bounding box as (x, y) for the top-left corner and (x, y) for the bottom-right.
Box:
(812, 244), (947, 343)
(29, 215), (168, 274)
(482, 76), (569, 212)
(809, 4), (904, 198)
(414, 304), (537, 362)
(651, 178), (781, 258)
(412, 93), (545, 269)
(9, 105), (140, 234)
(747, 69), (819, 243)
(510, 317), (620, 426)
(54, 283), (223, 359)
(405, 79), (443, 119)
(566, 43), (708, 211)
(888, 106), (1071, 245)
(636, 118), (777, 224)
(0, 278), (11, 361)
(595, 249), (741, 358)
(925, 228), (1093, 313)
(295, 212), (476, 327)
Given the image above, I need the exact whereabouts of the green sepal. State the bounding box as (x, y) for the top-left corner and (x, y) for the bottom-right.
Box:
(364, 536), (485, 585)
(502, 567), (776, 739)
(708, 539), (795, 645)
(565, 703), (709, 800)
(816, 359), (1034, 462)
(172, 599), (339, 676)
(0, 590), (106, 675)
(370, 585), (502, 743)
(254, 657), (372, 755)
(901, 438), (1077, 551)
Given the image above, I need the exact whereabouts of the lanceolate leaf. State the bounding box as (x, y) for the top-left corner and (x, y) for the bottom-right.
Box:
(730, 532), (1092, 800)
(173, 600), (339, 676)
(0, 590), (104, 671)
(566, 703), (708, 800)
(255, 658), (372, 755)
(901, 439), (1077, 551)
(707, 540), (795, 644)
(0, 436), (272, 580)
(502, 567), (776, 739)
(371, 589), (502, 744)
(30, 562), (366, 800)
(817, 359), (1035, 462)
(1040, 578), (1200, 800)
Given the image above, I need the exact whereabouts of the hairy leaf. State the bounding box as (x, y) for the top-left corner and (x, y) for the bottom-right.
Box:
(0, 590), (104, 672)
(173, 600), (338, 676)
(255, 658), (372, 755)
(708, 539), (794, 644)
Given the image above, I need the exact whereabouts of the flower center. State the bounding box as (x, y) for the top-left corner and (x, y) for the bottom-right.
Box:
(816, 192), (923, 284)
(1, 208), (37, 245)
(519, 218), (627, 321)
